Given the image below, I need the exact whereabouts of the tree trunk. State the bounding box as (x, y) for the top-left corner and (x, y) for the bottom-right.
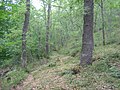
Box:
(45, 0), (51, 55)
(21, 0), (30, 68)
(37, 26), (41, 59)
(38, 30), (41, 51)
(42, 0), (47, 25)
(80, 0), (94, 67)
(101, 0), (105, 45)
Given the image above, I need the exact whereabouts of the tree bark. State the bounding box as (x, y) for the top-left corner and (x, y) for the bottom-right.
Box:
(80, 0), (94, 67)
(45, 0), (51, 55)
(21, 0), (30, 68)
(42, 0), (47, 25)
(101, 0), (105, 45)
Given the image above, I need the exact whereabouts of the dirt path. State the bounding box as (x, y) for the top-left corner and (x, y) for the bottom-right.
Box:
(10, 53), (116, 90)
(11, 54), (74, 90)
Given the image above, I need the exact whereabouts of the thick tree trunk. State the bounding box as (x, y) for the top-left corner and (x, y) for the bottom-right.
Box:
(45, 0), (51, 55)
(101, 0), (105, 45)
(80, 0), (94, 67)
(21, 0), (30, 68)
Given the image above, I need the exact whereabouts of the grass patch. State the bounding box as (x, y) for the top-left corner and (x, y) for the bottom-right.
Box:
(92, 60), (109, 73)
(1, 69), (28, 90)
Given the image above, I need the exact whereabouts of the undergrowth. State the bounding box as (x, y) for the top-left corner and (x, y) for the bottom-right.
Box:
(1, 43), (120, 90)
(1, 69), (28, 90)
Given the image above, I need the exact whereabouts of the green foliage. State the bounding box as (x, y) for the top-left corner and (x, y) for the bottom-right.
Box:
(0, 0), (120, 89)
(0, 0), (25, 67)
(92, 60), (109, 73)
(1, 0), (120, 68)
(1, 69), (28, 89)
(92, 47), (120, 73)
(107, 52), (120, 60)
(108, 66), (120, 78)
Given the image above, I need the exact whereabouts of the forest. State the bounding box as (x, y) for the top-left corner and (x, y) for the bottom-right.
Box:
(0, 0), (120, 90)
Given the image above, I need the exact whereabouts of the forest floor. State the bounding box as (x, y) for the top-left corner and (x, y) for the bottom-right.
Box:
(1, 44), (120, 90)
(11, 53), (77, 90)
(11, 44), (120, 90)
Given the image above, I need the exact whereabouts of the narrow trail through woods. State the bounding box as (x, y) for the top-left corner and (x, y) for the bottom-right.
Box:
(8, 48), (120, 90)
(12, 53), (75, 90)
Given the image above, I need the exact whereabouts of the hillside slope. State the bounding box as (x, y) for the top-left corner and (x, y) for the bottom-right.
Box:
(8, 44), (120, 90)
